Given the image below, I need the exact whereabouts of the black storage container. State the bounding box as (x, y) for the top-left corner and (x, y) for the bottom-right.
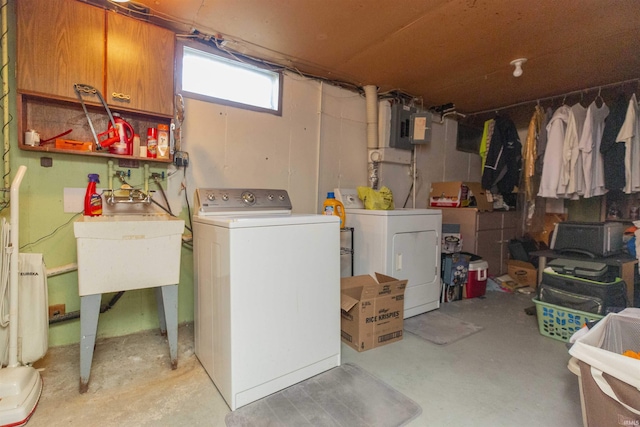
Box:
(547, 258), (610, 282)
(538, 270), (628, 315)
(550, 221), (624, 257)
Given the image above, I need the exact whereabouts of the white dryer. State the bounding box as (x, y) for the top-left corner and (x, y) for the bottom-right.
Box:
(336, 188), (442, 318)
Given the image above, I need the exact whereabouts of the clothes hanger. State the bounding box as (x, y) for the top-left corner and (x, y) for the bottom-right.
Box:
(595, 87), (604, 107)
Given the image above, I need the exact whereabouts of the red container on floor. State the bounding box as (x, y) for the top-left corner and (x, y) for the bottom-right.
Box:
(465, 260), (488, 298)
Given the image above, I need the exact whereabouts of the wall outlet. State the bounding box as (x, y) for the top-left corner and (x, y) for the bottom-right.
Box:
(174, 151), (189, 167)
(48, 304), (66, 319)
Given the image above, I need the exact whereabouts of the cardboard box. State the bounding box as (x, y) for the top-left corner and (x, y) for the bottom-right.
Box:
(507, 260), (538, 288)
(429, 181), (492, 211)
(340, 273), (407, 352)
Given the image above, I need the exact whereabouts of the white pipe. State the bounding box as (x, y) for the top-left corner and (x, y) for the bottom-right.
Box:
(364, 85), (379, 149)
(144, 164), (150, 195)
(108, 160), (114, 192)
(8, 165), (26, 367)
(412, 146), (417, 208)
(46, 263), (78, 278)
(2, 1), (9, 191)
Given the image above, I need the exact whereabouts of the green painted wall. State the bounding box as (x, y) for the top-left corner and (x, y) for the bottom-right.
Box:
(5, 2), (195, 347)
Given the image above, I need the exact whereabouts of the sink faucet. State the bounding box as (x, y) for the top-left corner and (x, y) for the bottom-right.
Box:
(104, 160), (152, 205)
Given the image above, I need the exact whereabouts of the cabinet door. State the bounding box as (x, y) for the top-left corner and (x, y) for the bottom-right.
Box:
(17, 0), (104, 100)
(439, 208), (478, 253)
(477, 211), (504, 231)
(476, 229), (503, 276)
(106, 13), (175, 116)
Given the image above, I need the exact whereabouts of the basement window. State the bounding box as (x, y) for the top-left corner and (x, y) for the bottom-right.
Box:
(179, 45), (283, 115)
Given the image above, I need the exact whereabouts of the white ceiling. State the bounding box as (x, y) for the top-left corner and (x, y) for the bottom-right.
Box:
(99, 0), (640, 114)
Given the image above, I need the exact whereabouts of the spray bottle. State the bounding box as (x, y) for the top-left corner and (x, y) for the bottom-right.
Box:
(323, 192), (346, 228)
(84, 174), (102, 216)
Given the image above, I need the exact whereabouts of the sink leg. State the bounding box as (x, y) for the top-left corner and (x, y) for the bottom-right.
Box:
(158, 285), (178, 369)
(80, 294), (101, 393)
(155, 287), (167, 336)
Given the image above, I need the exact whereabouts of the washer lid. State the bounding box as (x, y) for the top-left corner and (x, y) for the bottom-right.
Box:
(193, 213), (340, 228)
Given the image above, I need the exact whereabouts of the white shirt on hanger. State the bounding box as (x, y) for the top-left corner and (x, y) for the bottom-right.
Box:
(617, 94), (639, 194)
(538, 105), (570, 198)
(579, 100), (609, 198)
(557, 103), (588, 199)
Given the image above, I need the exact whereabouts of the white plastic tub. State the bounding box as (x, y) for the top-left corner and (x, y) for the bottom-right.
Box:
(74, 214), (184, 296)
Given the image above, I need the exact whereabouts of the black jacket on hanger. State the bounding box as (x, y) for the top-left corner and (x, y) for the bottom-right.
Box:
(481, 115), (522, 196)
(600, 94), (628, 191)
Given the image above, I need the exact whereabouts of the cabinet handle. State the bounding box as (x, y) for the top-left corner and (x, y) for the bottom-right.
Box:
(112, 92), (131, 102)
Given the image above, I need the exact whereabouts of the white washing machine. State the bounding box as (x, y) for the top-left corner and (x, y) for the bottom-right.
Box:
(193, 188), (341, 410)
(336, 188), (442, 318)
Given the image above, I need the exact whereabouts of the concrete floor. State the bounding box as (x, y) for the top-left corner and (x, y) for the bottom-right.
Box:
(27, 290), (583, 426)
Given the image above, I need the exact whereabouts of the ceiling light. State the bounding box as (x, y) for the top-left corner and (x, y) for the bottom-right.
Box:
(510, 58), (527, 77)
(111, 0), (130, 3)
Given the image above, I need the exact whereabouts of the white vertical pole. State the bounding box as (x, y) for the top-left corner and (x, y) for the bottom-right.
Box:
(8, 165), (26, 367)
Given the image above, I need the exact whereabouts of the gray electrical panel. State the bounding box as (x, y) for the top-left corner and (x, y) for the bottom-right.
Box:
(389, 103), (416, 150)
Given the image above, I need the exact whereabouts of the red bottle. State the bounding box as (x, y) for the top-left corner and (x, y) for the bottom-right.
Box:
(84, 174), (102, 216)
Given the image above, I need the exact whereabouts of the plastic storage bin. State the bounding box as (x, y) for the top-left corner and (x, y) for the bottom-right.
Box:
(569, 308), (640, 426)
(532, 298), (604, 342)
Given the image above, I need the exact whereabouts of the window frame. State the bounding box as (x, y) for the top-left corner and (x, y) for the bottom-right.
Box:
(176, 40), (284, 116)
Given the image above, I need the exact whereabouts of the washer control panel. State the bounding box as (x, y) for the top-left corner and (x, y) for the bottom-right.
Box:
(196, 188), (292, 214)
(334, 188), (364, 209)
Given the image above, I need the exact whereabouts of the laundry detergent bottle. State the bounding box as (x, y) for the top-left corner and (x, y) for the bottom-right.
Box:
(84, 174), (102, 216)
(323, 192), (346, 228)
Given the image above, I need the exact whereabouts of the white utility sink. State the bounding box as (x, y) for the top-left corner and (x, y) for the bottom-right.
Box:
(74, 214), (185, 296)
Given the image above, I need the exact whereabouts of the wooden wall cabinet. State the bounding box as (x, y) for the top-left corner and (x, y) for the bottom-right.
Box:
(439, 208), (520, 276)
(106, 12), (175, 116)
(17, 0), (105, 101)
(17, 0), (175, 118)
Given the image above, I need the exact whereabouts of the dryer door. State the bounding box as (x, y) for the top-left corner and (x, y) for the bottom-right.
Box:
(392, 230), (440, 317)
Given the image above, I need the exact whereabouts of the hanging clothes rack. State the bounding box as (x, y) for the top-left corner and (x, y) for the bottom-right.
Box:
(467, 77), (639, 117)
